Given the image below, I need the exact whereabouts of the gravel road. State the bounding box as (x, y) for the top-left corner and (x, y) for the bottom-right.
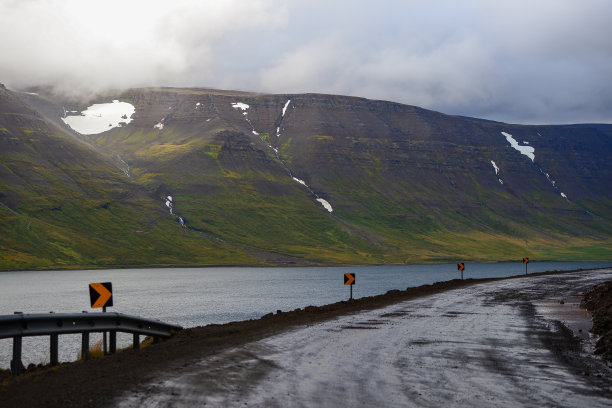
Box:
(116, 269), (612, 407)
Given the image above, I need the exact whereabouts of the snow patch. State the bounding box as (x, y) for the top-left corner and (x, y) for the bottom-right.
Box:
(523, 141), (529, 145)
(501, 132), (535, 162)
(196, 102), (201, 107)
(561, 192), (568, 200)
(490, 160), (499, 175)
(499, 179), (504, 185)
(292, 177), (307, 186)
(231, 102), (250, 111)
(154, 119), (164, 130)
(62, 100), (135, 135)
(316, 198), (333, 213)
(282, 99), (291, 117)
(164, 195), (174, 214)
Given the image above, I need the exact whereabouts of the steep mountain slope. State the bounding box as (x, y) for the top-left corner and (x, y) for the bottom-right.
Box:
(1, 85), (610, 269)
(0, 85), (255, 269)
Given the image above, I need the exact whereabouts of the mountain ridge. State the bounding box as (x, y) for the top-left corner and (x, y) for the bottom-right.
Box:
(1, 85), (611, 270)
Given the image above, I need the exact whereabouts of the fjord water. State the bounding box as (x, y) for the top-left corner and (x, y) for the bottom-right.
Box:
(0, 262), (609, 368)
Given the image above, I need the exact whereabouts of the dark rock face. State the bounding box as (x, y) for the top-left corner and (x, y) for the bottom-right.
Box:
(582, 280), (612, 361)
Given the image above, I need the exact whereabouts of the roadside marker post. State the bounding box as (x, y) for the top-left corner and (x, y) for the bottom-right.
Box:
(344, 273), (355, 300)
(457, 263), (465, 280)
(523, 257), (529, 275)
(89, 282), (113, 355)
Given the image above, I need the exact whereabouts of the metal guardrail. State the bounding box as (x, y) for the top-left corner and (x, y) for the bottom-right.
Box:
(0, 311), (182, 376)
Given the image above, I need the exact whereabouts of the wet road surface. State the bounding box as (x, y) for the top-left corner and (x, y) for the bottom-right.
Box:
(116, 269), (612, 407)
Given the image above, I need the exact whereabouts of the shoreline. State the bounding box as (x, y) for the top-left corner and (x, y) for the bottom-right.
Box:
(0, 268), (610, 407)
(1, 260), (611, 274)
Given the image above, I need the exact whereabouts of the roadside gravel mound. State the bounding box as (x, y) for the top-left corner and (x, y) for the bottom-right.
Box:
(582, 279), (612, 361)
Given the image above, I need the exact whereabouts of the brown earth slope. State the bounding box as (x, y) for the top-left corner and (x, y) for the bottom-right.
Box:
(582, 279), (612, 361)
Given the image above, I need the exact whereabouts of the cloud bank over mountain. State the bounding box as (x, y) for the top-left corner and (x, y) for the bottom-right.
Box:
(1, 0), (610, 124)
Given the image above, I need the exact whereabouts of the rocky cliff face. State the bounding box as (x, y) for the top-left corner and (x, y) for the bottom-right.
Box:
(1, 86), (611, 269)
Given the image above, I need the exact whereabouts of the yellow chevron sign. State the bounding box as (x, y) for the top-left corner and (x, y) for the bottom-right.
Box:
(344, 273), (355, 285)
(523, 257), (529, 264)
(457, 263), (465, 271)
(89, 282), (113, 308)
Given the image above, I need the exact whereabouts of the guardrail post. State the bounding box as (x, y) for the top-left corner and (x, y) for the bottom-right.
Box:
(11, 336), (22, 377)
(109, 331), (116, 354)
(50, 334), (59, 367)
(133, 333), (140, 350)
(81, 332), (89, 361)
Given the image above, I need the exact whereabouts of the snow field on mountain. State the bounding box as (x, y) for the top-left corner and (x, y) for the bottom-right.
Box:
(62, 100), (135, 135)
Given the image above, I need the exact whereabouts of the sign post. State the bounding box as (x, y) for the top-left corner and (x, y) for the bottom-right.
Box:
(457, 263), (465, 280)
(89, 282), (113, 355)
(523, 257), (529, 275)
(344, 273), (355, 300)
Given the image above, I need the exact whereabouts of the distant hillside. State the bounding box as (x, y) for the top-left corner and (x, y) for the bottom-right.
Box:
(1, 84), (611, 270)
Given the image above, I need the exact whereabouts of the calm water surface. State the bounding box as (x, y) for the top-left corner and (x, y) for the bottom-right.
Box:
(1, 262), (609, 368)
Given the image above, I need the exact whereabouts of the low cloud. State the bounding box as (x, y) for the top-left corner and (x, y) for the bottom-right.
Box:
(1, 0), (610, 124)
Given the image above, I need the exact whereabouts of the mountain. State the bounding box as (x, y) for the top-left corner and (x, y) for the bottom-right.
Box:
(1, 84), (611, 270)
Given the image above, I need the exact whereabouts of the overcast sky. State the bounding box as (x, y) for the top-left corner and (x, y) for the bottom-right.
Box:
(1, 0), (611, 124)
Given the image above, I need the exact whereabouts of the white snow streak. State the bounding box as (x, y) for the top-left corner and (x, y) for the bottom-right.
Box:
(490, 160), (499, 175)
(162, 195), (186, 227)
(231, 102), (249, 111)
(292, 177), (307, 186)
(282, 99), (291, 117)
(501, 131), (535, 162)
(154, 119), (164, 130)
(165, 195), (173, 214)
(561, 192), (568, 200)
(62, 100), (135, 135)
(316, 198), (333, 213)
(277, 100), (291, 138)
